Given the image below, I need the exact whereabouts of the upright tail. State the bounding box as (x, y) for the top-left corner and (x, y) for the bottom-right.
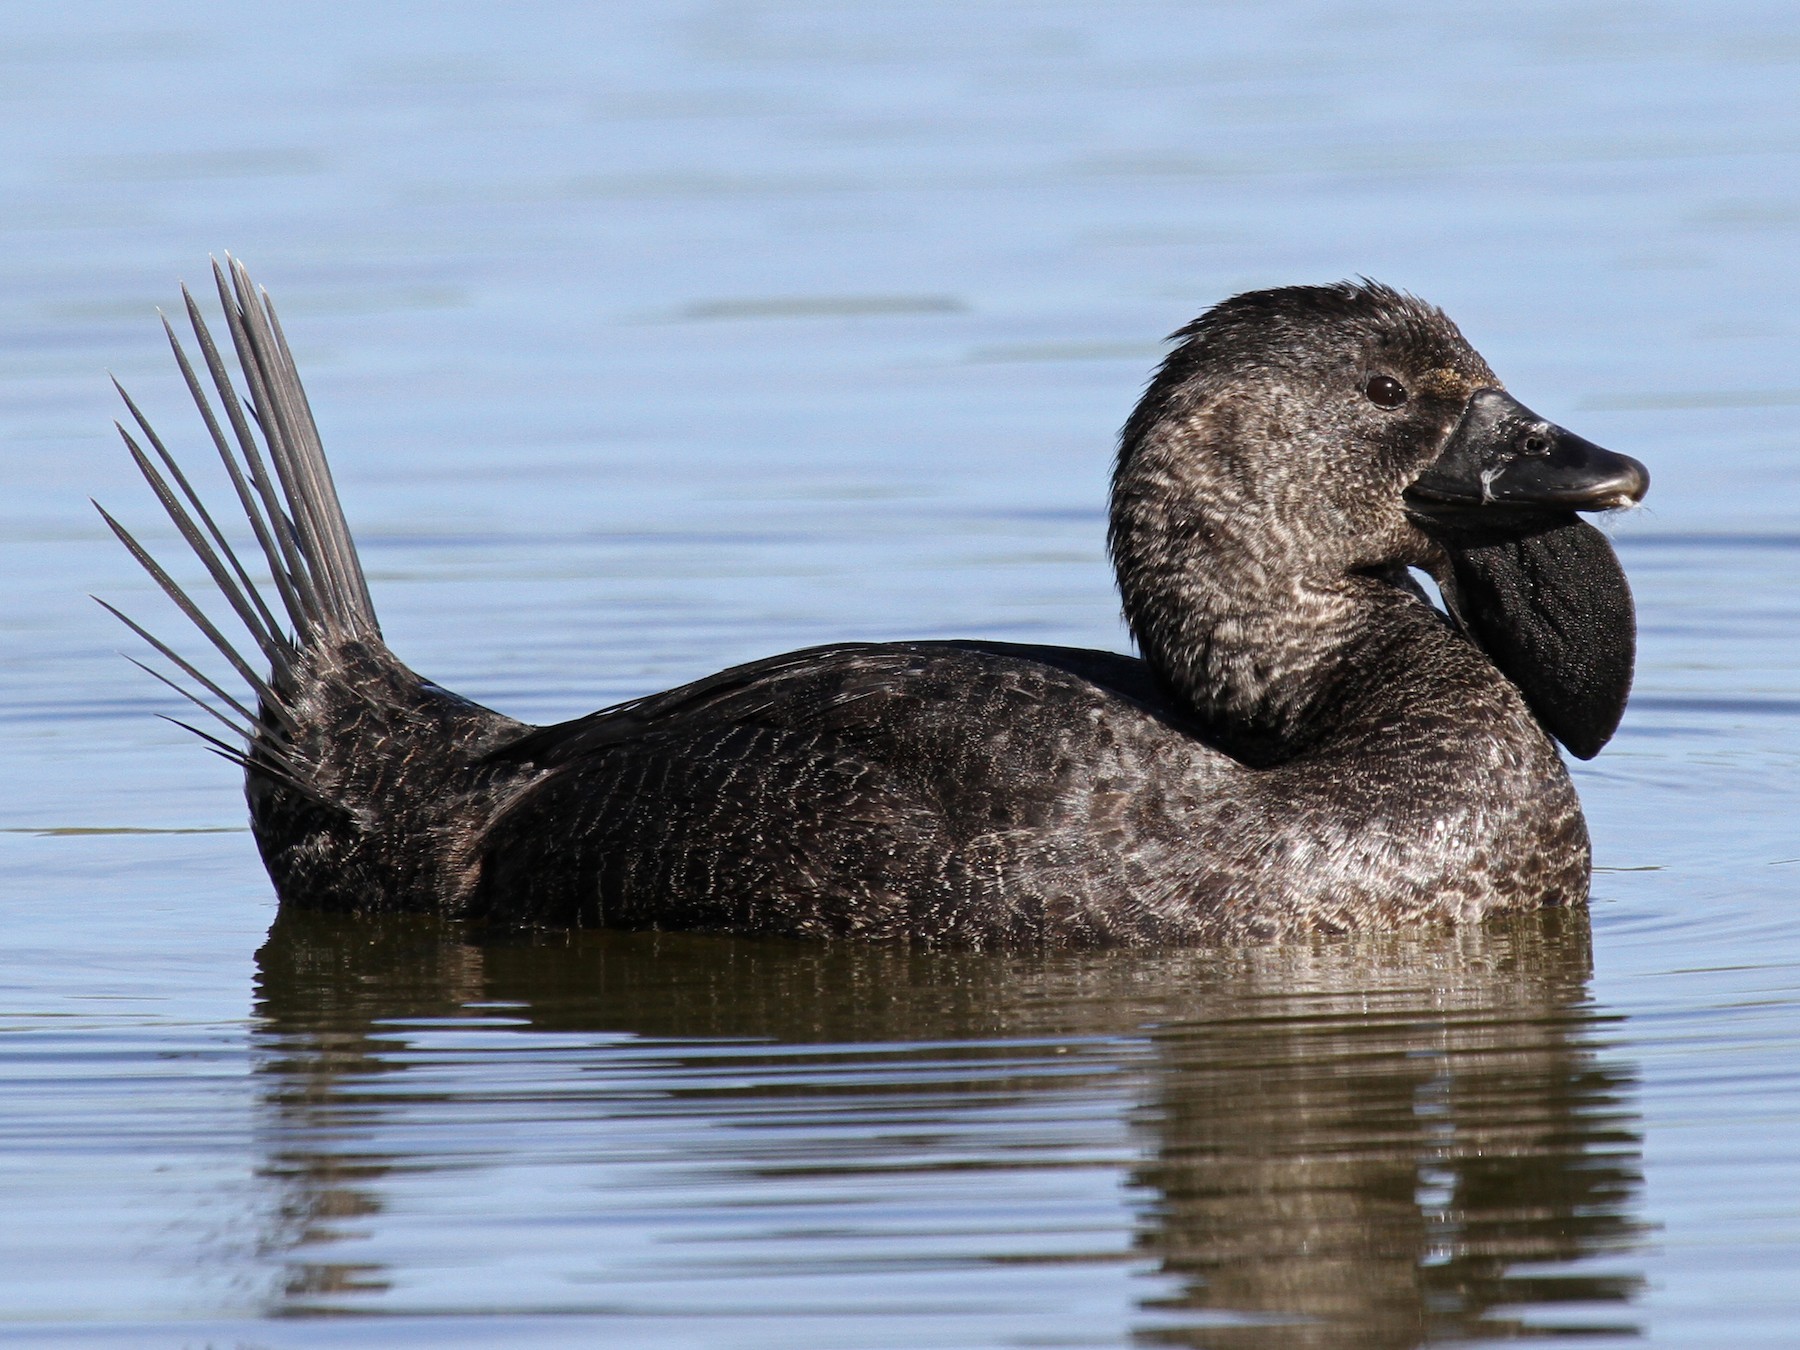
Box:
(99, 258), (525, 911)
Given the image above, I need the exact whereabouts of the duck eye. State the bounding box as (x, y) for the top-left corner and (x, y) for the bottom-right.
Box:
(1364, 375), (1408, 409)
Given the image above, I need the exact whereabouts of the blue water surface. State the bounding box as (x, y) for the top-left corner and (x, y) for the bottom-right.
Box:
(4, 3), (1800, 1345)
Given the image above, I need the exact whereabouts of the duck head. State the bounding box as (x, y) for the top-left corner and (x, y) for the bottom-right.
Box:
(1110, 281), (1647, 763)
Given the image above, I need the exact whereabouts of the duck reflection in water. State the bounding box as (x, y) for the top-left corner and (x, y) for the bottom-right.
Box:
(248, 909), (1643, 1345)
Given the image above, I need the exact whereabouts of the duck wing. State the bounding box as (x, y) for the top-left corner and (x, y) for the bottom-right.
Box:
(465, 642), (1194, 942)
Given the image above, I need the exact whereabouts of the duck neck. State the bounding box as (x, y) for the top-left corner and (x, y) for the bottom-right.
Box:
(1123, 564), (1396, 766)
(1110, 421), (1419, 766)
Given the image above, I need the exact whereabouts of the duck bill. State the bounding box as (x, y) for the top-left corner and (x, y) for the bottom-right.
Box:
(1406, 388), (1649, 513)
(1405, 390), (1649, 761)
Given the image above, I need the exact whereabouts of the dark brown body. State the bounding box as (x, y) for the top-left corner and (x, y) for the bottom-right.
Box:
(254, 614), (1586, 946)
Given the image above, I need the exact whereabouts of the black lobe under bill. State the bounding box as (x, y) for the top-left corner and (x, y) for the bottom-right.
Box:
(1439, 516), (1635, 760)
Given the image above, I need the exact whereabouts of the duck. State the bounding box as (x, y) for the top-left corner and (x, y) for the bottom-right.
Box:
(101, 261), (1647, 947)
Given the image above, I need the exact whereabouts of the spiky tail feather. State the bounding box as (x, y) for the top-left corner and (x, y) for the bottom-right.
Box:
(99, 258), (526, 910)
(97, 257), (383, 800)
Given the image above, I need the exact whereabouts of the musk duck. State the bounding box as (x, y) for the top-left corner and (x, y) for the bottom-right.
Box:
(101, 261), (1646, 946)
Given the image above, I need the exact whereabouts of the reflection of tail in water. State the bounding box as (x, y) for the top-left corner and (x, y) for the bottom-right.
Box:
(249, 915), (486, 1306)
(246, 910), (1643, 1340)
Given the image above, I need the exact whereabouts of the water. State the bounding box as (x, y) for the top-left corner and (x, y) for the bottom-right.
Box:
(3, 2), (1799, 1344)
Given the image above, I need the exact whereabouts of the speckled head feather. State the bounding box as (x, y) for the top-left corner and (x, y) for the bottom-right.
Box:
(1119, 282), (1494, 466)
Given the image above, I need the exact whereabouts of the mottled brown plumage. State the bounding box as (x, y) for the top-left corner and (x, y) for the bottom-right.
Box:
(103, 265), (1647, 947)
